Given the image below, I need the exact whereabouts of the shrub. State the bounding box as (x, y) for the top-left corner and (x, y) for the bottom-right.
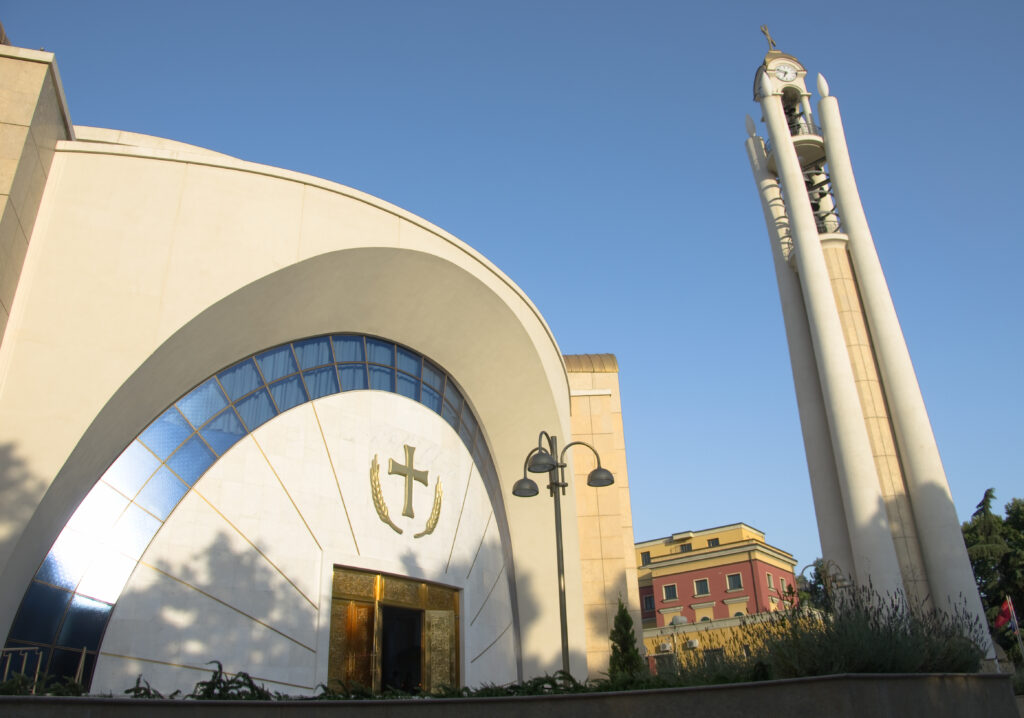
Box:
(670, 584), (985, 686)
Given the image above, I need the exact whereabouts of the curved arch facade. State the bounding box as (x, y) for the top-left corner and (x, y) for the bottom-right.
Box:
(6, 333), (520, 690)
(0, 122), (594, 690)
(0, 44), (645, 689)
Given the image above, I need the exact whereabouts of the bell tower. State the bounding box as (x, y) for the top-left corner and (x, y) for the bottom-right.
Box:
(745, 45), (988, 641)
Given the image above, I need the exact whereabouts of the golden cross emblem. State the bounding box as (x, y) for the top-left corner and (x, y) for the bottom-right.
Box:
(388, 445), (428, 518)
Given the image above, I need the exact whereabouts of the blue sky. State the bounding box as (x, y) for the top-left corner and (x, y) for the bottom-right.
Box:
(6, 1), (1022, 573)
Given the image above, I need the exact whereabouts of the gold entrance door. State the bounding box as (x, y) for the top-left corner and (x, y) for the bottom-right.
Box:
(327, 567), (458, 694)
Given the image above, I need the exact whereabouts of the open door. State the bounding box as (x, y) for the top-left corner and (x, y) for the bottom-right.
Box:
(327, 567), (459, 694)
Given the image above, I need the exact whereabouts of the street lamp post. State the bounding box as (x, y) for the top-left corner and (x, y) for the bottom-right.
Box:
(512, 431), (614, 676)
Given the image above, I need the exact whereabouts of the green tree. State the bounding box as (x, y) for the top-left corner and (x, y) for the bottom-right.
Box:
(961, 489), (1024, 661)
(608, 597), (644, 681)
(796, 558), (832, 612)
(962, 489), (1009, 608)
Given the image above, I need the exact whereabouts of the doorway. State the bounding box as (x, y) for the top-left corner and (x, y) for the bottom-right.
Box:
(327, 567), (458, 694)
(381, 605), (422, 691)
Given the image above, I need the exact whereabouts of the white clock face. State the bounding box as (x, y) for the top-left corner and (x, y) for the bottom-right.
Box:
(774, 64), (797, 82)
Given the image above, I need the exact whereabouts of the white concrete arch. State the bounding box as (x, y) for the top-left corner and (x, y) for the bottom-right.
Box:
(0, 132), (582, 680)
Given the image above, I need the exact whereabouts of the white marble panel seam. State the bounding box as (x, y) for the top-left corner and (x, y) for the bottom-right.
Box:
(470, 563), (506, 627)
(310, 402), (360, 554)
(249, 433), (322, 551)
(446, 462), (476, 574)
(138, 561), (317, 652)
(182, 489), (318, 609)
(469, 621), (513, 664)
(465, 511), (493, 580)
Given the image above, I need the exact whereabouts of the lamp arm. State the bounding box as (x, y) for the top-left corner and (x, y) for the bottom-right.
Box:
(521, 446), (543, 477)
(558, 440), (603, 467)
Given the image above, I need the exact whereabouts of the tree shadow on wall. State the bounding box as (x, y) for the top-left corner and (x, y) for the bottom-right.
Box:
(96, 529), (318, 696)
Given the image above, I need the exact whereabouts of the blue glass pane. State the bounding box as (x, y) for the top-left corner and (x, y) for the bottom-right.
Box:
(57, 596), (112, 650)
(461, 408), (478, 438)
(444, 382), (464, 413)
(67, 482), (130, 534)
(441, 401), (459, 430)
(293, 337), (333, 370)
(75, 549), (138, 604)
(166, 436), (216, 486)
(37, 528), (94, 590)
(101, 441), (160, 497)
(421, 385), (442, 413)
(304, 366), (340, 399)
(422, 360), (444, 392)
(366, 338), (394, 366)
(108, 504), (162, 559)
(396, 347), (421, 377)
(217, 359), (262, 401)
(49, 648), (96, 684)
(269, 375), (308, 413)
(139, 408), (192, 460)
(176, 378), (228, 429)
(397, 372), (419, 400)
(200, 408), (247, 455)
(369, 366), (395, 392)
(8, 582), (72, 644)
(236, 389), (278, 431)
(135, 467), (189, 520)
(332, 335), (365, 362)
(339, 365), (368, 391)
(459, 421), (475, 451)
(256, 346), (298, 383)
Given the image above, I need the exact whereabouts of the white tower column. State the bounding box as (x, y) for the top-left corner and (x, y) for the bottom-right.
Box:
(758, 74), (903, 595)
(817, 82), (989, 625)
(745, 125), (855, 576)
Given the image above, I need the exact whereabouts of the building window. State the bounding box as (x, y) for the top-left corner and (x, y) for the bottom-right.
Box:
(679, 543), (692, 553)
(726, 573), (743, 591)
(643, 595), (655, 611)
(707, 538), (720, 547)
(641, 551), (651, 566)
(766, 573), (774, 589)
(734, 612), (744, 617)
(779, 577), (787, 593)
(663, 584), (678, 601)
(694, 578), (710, 596)
(700, 616), (711, 622)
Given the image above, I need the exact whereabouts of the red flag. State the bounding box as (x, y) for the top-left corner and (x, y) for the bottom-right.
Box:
(994, 598), (1012, 629)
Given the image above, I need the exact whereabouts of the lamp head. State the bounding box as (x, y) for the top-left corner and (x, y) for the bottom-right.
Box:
(512, 477), (539, 497)
(527, 448), (557, 473)
(586, 467), (614, 488)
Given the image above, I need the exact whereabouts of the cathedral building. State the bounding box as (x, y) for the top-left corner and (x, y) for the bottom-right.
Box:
(0, 38), (640, 693)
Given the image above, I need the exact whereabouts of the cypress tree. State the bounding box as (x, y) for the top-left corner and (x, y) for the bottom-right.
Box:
(608, 597), (644, 680)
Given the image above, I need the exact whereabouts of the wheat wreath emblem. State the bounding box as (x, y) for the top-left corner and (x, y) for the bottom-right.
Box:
(370, 453), (442, 538)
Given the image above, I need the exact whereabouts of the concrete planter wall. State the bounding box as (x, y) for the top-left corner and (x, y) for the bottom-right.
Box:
(0, 673), (1017, 718)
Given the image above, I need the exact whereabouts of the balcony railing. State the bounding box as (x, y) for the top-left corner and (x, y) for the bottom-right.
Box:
(1, 646), (44, 693)
(764, 121), (822, 156)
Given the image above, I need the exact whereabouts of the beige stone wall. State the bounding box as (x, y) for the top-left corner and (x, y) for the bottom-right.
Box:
(565, 355), (640, 677)
(823, 242), (929, 606)
(0, 47), (72, 345)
